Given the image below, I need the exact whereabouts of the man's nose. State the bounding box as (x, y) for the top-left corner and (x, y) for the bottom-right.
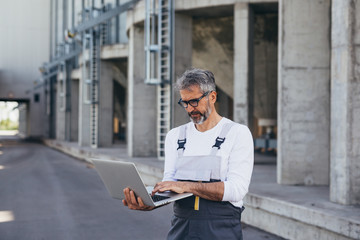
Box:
(186, 105), (194, 112)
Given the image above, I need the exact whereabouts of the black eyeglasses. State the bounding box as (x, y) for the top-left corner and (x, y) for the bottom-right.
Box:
(178, 91), (210, 108)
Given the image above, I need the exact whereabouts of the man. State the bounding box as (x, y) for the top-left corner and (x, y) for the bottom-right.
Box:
(123, 68), (254, 239)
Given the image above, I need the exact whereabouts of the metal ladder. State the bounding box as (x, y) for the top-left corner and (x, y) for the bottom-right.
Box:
(145, 0), (174, 159)
(90, 29), (100, 148)
(58, 61), (66, 112)
(82, 7), (101, 149)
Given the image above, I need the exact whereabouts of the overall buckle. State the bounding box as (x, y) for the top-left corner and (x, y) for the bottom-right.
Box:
(177, 139), (186, 150)
(212, 137), (225, 149)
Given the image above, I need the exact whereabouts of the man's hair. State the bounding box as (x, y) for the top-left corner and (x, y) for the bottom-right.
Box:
(176, 68), (216, 93)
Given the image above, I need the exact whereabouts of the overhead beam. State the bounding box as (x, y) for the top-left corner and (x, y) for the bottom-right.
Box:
(40, 0), (140, 72)
(73, 0), (140, 34)
(43, 47), (81, 71)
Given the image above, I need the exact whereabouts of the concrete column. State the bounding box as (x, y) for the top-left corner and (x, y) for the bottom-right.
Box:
(98, 61), (114, 147)
(70, 79), (79, 142)
(233, 3), (250, 125)
(330, 0), (360, 205)
(56, 73), (66, 141)
(278, 0), (331, 185)
(173, 13), (193, 127)
(18, 104), (27, 137)
(78, 69), (91, 147)
(127, 25), (157, 157)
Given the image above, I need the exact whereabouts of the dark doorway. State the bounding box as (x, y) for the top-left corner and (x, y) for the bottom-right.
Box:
(250, 3), (278, 157)
(113, 80), (126, 142)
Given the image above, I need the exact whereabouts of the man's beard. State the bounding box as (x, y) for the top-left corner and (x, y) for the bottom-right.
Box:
(188, 103), (212, 125)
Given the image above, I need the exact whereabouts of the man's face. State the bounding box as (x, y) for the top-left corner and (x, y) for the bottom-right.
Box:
(179, 85), (213, 125)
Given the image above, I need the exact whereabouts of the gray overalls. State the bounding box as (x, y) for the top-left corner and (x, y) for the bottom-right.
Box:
(167, 123), (244, 240)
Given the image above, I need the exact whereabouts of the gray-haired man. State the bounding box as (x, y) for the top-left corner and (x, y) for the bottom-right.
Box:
(123, 68), (254, 239)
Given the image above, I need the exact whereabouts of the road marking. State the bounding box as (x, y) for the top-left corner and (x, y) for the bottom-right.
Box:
(0, 211), (14, 223)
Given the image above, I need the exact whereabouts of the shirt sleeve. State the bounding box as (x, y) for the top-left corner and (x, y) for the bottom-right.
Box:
(162, 128), (179, 182)
(222, 125), (254, 202)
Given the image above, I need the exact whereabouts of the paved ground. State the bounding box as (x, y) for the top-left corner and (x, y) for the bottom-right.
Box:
(0, 136), (284, 240)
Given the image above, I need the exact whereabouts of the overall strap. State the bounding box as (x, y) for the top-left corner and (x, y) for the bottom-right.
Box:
(177, 124), (187, 158)
(210, 122), (236, 156)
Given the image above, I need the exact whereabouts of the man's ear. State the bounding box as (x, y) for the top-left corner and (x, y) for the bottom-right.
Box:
(210, 91), (217, 103)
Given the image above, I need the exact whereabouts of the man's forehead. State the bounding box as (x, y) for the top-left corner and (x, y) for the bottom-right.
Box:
(179, 85), (201, 94)
(180, 88), (203, 100)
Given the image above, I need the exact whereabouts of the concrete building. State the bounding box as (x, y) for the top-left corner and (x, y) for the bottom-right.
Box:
(1, 0), (360, 239)
(0, 0), (50, 138)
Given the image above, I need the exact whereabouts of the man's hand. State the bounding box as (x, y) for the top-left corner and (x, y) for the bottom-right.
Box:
(152, 181), (224, 201)
(122, 188), (154, 211)
(152, 181), (187, 196)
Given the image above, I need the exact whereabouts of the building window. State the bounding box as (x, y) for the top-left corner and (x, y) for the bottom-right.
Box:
(34, 94), (40, 103)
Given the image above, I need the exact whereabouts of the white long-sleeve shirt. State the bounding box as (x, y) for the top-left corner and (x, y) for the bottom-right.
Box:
(163, 117), (254, 208)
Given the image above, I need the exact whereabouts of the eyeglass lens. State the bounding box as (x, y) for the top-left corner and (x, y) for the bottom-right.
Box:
(178, 92), (209, 108)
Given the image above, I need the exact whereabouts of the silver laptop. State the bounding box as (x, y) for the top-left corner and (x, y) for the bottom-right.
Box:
(91, 158), (193, 207)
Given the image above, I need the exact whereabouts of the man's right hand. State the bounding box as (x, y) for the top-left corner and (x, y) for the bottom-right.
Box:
(122, 188), (155, 211)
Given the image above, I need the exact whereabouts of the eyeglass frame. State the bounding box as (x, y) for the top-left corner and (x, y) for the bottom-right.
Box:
(178, 91), (211, 108)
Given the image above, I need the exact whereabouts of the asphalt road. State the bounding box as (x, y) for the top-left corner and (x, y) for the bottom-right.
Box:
(0, 136), (284, 240)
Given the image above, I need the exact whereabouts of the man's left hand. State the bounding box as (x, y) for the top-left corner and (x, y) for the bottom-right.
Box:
(152, 180), (225, 202)
(152, 181), (187, 195)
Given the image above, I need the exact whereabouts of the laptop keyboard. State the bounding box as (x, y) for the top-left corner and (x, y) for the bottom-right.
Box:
(151, 194), (170, 202)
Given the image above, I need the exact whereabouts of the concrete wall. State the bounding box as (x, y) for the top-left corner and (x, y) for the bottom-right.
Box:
(0, 0), (50, 137)
(127, 25), (157, 157)
(277, 0), (331, 185)
(330, 0), (360, 205)
(173, 14), (193, 128)
(192, 16), (234, 99)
